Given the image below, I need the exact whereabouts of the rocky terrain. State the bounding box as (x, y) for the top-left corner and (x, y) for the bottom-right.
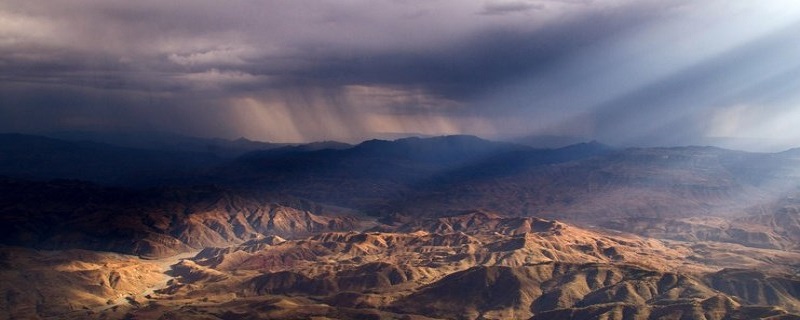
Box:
(0, 179), (363, 258)
(19, 211), (791, 320)
(0, 246), (165, 319)
(2, 134), (800, 319)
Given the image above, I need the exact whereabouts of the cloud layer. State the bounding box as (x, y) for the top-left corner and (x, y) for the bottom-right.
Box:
(2, 0), (800, 150)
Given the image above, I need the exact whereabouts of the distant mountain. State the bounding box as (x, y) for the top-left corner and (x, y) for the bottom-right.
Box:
(509, 134), (592, 148)
(386, 145), (800, 220)
(218, 136), (800, 222)
(367, 132), (435, 141)
(237, 140), (352, 160)
(0, 133), (356, 186)
(350, 135), (517, 159)
(0, 133), (222, 185)
(44, 130), (286, 158)
(5, 132), (800, 225)
(779, 147), (800, 157)
(212, 135), (613, 211)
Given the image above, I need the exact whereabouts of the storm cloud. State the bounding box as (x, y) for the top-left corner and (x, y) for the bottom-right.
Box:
(2, 0), (800, 150)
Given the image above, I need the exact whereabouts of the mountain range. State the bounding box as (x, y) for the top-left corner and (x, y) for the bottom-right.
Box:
(1, 132), (800, 319)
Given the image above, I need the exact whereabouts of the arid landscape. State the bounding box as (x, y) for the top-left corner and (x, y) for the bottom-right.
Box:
(1, 134), (800, 319)
(3, 1), (800, 319)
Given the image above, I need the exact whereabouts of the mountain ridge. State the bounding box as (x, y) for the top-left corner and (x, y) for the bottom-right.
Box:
(2, 132), (800, 319)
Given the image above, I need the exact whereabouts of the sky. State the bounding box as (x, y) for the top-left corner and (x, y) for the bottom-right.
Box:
(2, 0), (800, 151)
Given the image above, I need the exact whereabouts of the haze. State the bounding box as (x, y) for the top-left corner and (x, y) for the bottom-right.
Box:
(2, 0), (800, 151)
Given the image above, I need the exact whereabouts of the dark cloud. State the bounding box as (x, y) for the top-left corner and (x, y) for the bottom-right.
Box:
(1, 0), (800, 149)
(272, 1), (671, 103)
(480, 1), (544, 16)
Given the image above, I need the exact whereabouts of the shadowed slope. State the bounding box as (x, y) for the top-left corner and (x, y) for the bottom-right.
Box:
(0, 179), (362, 258)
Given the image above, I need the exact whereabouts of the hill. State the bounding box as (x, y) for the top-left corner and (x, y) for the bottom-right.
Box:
(2, 133), (800, 319)
(42, 212), (797, 319)
(0, 178), (363, 258)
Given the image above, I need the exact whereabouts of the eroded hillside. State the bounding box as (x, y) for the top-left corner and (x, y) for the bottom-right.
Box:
(16, 212), (792, 320)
